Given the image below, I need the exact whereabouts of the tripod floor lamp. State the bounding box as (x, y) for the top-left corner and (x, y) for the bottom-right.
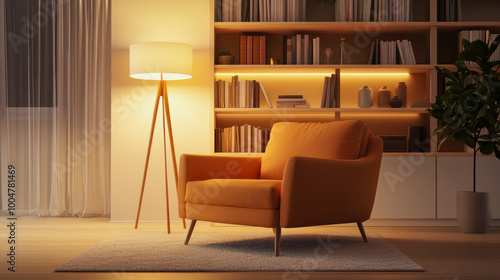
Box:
(129, 42), (192, 233)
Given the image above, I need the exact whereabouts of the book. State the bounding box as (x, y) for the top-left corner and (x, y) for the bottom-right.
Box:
(259, 81), (272, 108)
(408, 126), (427, 152)
(321, 76), (328, 108)
(278, 94), (303, 99)
(253, 35), (260, 64)
(246, 36), (253, 64)
(286, 38), (292, 65)
(296, 34), (302, 64)
(259, 36), (266, 64)
(240, 35), (247, 64)
(304, 34), (309, 65)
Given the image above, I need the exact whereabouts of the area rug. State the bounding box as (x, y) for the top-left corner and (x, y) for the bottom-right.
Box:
(55, 231), (424, 272)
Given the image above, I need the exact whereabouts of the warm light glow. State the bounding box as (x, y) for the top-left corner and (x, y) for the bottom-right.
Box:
(215, 73), (333, 76)
(341, 73), (410, 76)
(215, 72), (410, 76)
(130, 42), (193, 81)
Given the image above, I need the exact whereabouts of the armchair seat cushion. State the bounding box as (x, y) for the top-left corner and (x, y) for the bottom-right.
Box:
(186, 179), (282, 210)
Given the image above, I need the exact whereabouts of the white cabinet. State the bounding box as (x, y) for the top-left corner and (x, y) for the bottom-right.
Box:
(437, 156), (500, 219)
(371, 155), (436, 219)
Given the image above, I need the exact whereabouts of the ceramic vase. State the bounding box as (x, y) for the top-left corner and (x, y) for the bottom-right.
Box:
(396, 82), (407, 108)
(377, 86), (391, 108)
(389, 96), (403, 108)
(358, 86), (373, 108)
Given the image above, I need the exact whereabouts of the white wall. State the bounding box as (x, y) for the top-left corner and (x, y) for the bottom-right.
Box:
(111, 0), (212, 222)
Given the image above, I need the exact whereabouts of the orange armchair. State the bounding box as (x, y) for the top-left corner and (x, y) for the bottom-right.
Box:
(178, 120), (383, 256)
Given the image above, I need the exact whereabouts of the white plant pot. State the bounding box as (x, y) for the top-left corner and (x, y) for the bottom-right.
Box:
(456, 191), (491, 234)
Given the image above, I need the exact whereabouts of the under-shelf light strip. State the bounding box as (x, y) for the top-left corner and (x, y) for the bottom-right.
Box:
(215, 73), (410, 76)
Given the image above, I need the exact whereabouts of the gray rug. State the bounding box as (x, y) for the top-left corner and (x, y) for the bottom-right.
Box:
(55, 231), (424, 272)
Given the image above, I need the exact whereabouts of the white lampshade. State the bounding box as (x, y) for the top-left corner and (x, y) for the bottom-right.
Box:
(129, 42), (192, 81)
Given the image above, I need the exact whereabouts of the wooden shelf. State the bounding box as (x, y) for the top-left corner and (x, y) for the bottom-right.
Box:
(211, 0), (500, 156)
(436, 22), (500, 31)
(215, 108), (428, 114)
(215, 64), (434, 74)
(215, 21), (434, 34)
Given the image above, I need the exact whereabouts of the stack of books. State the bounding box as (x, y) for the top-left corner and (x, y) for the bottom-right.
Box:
(276, 95), (310, 108)
(283, 34), (321, 65)
(368, 39), (416, 65)
(335, 0), (413, 22)
(215, 0), (306, 22)
(215, 76), (272, 108)
(321, 74), (337, 108)
(215, 124), (271, 153)
(437, 0), (462, 22)
(239, 35), (266, 65)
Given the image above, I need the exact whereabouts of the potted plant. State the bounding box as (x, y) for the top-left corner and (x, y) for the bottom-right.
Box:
(218, 50), (234, 65)
(428, 35), (500, 233)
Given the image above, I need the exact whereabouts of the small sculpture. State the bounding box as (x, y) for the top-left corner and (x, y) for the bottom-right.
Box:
(324, 48), (333, 64)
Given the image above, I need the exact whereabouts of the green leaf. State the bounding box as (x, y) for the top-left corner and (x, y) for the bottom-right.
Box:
(494, 145), (500, 159)
(452, 129), (467, 142)
(432, 125), (448, 136)
(436, 66), (460, 84)
(479, 141), (494, 155)
(475, 104), (487, 120)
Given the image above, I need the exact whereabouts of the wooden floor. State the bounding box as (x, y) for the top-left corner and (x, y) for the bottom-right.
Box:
(0, 217), (499, 280)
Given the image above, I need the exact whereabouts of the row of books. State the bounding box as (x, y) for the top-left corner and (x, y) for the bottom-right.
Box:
(215, 0), (306, 22)
(458, 30), (500, 64)
(276, 95), (310, 108)
(335, 0), (413, 22)
(239, 35), (266, 65)
(380, 126), (428, 153)
(437, 0), (462, 22)
(368, 39), (416, 65)
(215, 125), (271, 153)
(284, 34), (321, 65)
(321, 74), (338, 108)
(215, 76), (272, 108)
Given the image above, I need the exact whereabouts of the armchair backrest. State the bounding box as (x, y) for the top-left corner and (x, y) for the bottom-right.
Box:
(260, 120), (370, 180)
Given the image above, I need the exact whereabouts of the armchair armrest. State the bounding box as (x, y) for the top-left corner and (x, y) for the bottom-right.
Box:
(280, 136), (383, 227)
(178, 154), (261, 218)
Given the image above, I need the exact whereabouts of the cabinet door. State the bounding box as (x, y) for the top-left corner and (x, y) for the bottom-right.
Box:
(371, 156), (436, 219)
(437, 157), (500, 219)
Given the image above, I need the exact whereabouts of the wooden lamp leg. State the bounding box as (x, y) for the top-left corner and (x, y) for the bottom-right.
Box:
(162, 82), (187, 229)
(135, 82), (163, 229)
(135, 79), (187, 231)
(160, 81), (171, 234)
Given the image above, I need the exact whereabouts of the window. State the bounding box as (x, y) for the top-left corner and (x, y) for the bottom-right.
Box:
(4, 0), (57, 107)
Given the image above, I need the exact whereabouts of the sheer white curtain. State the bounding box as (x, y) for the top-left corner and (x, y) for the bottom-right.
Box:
(0, 0), (111, 216)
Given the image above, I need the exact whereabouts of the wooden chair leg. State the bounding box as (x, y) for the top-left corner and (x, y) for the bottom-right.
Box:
(357, 222), (368, 242)
(184, 220), (197, 245)
(274, 227), (281, 257)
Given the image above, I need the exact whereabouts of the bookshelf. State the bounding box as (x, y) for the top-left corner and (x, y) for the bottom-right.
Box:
(211, 0), (500, 156)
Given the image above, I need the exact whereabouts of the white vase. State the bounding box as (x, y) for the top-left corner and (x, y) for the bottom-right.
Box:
(358, 85), (373, 108)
